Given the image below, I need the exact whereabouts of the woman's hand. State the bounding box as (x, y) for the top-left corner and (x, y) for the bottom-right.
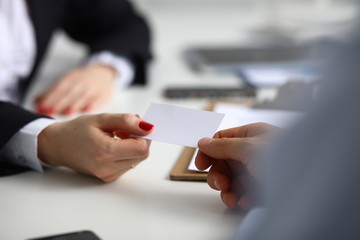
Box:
(38, 113), (154, 182)
(35, 64), (116, 116)
(196, 123), (281, 209)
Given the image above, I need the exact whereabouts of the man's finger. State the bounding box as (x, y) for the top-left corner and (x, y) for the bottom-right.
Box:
(194, 151), (213, 170)
(198, 137), (251, 164)
(221, 191), (239, 208)
(214, 123), (277, 139)
(207, 169), (231, 191)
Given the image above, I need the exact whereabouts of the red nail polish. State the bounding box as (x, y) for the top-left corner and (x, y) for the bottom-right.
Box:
(64, 108), (73, 116)
(47, 108), (56, 115)
(82, 105), (92, 112)
(139, 121), (154, 131)
(37, 105), (46, 114)
(135, 114), (141, 118)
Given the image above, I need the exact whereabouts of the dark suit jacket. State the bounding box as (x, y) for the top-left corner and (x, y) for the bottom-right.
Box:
(20, 0), (152, 98)
(0, 0), (151, 175)
(0, 102), (45, 176)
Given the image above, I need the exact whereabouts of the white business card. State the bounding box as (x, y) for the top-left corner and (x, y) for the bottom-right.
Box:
(136, 103), (225, 148)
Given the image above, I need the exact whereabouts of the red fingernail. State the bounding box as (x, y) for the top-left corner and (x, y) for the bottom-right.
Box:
(135, 114), (141, 118)
(63, 108), (73, 116)
(37, 105), (46, 114)
(47, 108), (56, 115)
(82, 105), (92, 112)
(139, 121), (154, 131)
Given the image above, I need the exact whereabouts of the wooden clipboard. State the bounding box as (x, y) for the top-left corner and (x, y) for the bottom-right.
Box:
(169, 100), (254, 181)
(169, 147), (207, 181)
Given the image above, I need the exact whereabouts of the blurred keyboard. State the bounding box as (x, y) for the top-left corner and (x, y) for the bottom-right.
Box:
(163, 86), (255, 99)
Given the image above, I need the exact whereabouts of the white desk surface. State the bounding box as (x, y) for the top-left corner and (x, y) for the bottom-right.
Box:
(1, 2), (356, 240)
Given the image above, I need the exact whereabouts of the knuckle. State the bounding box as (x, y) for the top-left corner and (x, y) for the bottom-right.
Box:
(134, 140), (150, 158)
(214, 130), (223, 138)
(120, 113), (134, 125)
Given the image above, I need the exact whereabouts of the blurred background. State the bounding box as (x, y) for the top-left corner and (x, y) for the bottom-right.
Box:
(25, 0), (360, 112)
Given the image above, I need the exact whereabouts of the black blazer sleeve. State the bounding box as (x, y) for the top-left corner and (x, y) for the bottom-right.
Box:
(0, 102), (44, 150)
(62, 0), (152, 85)
(0, 102), (49, 176)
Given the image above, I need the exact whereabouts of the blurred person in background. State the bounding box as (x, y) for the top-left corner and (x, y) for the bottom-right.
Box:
(196, 26), (360, 239)
(0, 0), (151, 116)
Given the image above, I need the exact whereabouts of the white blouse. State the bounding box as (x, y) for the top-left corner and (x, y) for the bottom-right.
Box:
(0, 0), (36, 103)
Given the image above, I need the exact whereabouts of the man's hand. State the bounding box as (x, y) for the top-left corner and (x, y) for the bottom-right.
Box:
(35, 64), (116, 116)
(195, 123), (281, 209)
(38, 114), (154, 182)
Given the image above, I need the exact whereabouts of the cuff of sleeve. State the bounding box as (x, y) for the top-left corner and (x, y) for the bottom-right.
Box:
(87, 51), (135, 90)
(2, 118), (55, 172)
